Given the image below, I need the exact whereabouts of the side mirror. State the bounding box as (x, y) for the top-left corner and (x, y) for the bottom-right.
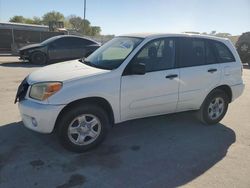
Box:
(131, 63), (146, 75)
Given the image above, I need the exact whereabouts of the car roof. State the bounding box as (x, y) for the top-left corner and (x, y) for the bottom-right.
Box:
(50, 35), (100, 44)
(119, 33), (229, 42)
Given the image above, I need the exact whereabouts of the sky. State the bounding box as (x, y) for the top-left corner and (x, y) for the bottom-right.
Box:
(0, 0), (249, 35)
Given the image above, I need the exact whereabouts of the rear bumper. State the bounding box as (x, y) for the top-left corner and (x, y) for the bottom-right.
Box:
(231, 83), (245, 101)
(18, 100), (65, 133)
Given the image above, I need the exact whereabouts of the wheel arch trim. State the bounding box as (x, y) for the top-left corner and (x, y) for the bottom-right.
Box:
(54, 97), (115, 132)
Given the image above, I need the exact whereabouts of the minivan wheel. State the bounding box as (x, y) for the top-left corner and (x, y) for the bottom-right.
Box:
(57, 104), (110, 152)
(30, 52), (47, 65)
(197, 89), (229, 125)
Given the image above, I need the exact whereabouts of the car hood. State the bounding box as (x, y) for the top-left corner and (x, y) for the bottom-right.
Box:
(19, 43), (43, 51)
(27, 60), (110, 84)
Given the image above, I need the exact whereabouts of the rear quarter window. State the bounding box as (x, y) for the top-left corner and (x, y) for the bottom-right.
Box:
(213, 41), (235, 63)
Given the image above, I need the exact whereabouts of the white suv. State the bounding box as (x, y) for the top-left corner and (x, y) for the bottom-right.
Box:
(16, 33), (244, 152)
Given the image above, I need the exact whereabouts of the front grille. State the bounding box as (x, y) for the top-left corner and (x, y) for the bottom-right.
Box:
(15, 78), (29, 103)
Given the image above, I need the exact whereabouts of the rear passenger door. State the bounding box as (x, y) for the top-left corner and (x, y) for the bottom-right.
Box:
(177, 38), (222, 111)
(212, 41), (240, 86)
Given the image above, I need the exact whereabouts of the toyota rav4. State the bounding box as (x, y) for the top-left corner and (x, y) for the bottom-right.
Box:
(16, 33), (245, 152)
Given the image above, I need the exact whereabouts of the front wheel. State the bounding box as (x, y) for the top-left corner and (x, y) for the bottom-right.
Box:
(197, 89), (229, 125)
(30, 52), (47, 65)
(57, 104), (110, 152)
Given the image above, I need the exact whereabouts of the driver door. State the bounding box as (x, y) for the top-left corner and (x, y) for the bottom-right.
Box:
(120, 38), (179, 121)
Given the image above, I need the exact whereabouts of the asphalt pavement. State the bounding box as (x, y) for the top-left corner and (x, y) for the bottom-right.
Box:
(0, 57), (250, 188)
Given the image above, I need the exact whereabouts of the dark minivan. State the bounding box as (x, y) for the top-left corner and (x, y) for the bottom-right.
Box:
(19, 35), (100, 65)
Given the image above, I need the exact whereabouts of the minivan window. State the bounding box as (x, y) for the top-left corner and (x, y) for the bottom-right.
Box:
(132, 38), (175, 72)
(84, 37), (143, 70)
(213, 41), (235, 63)
(206, 41), (217, 64)
(179, 38), (205, 67)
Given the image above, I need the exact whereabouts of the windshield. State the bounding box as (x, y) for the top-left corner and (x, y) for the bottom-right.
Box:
(84, 37), (143, 70)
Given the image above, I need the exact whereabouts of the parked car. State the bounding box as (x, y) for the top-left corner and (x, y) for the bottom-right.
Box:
(16, 33), (244, 152)
(19, 35), (100, 65)
(236, 32), (250, 66)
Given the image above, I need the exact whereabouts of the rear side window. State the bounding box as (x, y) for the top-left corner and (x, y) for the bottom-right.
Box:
(179, 38), (205, 67)
(213, 41), (235, 63)
(70, 38), (95, 48)
(52, 37), (95, 49)
(81, 38), (96, 45)
(206, 41), (217, 64)
(52, 38), (72, 49)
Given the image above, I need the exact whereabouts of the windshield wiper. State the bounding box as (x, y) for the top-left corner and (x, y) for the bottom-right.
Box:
(79, 58), (111, 70)
(79, 58), (96, 67)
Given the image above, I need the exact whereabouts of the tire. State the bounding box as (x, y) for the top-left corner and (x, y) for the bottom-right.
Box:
(30, 52), (47, 65)
(57, 104), (110, 152)
(197, 89), (229, 125)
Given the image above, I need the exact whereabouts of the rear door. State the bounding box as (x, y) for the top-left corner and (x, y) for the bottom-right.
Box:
(212, 41), (241, 86)
(177, 37), (222, 111)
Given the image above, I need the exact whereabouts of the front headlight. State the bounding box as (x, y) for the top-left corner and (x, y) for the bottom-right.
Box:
(29, 82), (62, 101)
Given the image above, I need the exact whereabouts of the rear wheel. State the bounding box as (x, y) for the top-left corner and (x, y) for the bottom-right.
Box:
(30, 52), (47, 65)
(57, 104), (110, 152)
(197, 89), (229, 125)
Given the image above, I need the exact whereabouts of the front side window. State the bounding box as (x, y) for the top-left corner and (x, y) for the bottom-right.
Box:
(213, 41), (235, 63)
(84, 37), (143, 70)
(132, 38), (176, 72)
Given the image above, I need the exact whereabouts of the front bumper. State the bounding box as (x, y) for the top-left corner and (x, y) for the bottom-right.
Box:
(231, 83), (245, 101)
(18, 99), (65, 133)
(19, 54), (29, 61)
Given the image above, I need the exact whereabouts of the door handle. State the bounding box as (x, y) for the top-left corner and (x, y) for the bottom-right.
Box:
(207, 68), (217, 73)
(165, 74), (178, 79)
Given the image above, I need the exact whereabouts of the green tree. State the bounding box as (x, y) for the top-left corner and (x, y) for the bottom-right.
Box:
(42, 11), (65, 25)
(32, 16), (42, 25)
(9, 12), (102, 36)
(68, 15), (83, 31)
(82, 19), (91, 35)
(24, 18), (36, 24)
(68, 15), (98, 35)
(9, 15), (42, 25)
(9, 16), (26, 23)
(90, 26), (101, 36)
